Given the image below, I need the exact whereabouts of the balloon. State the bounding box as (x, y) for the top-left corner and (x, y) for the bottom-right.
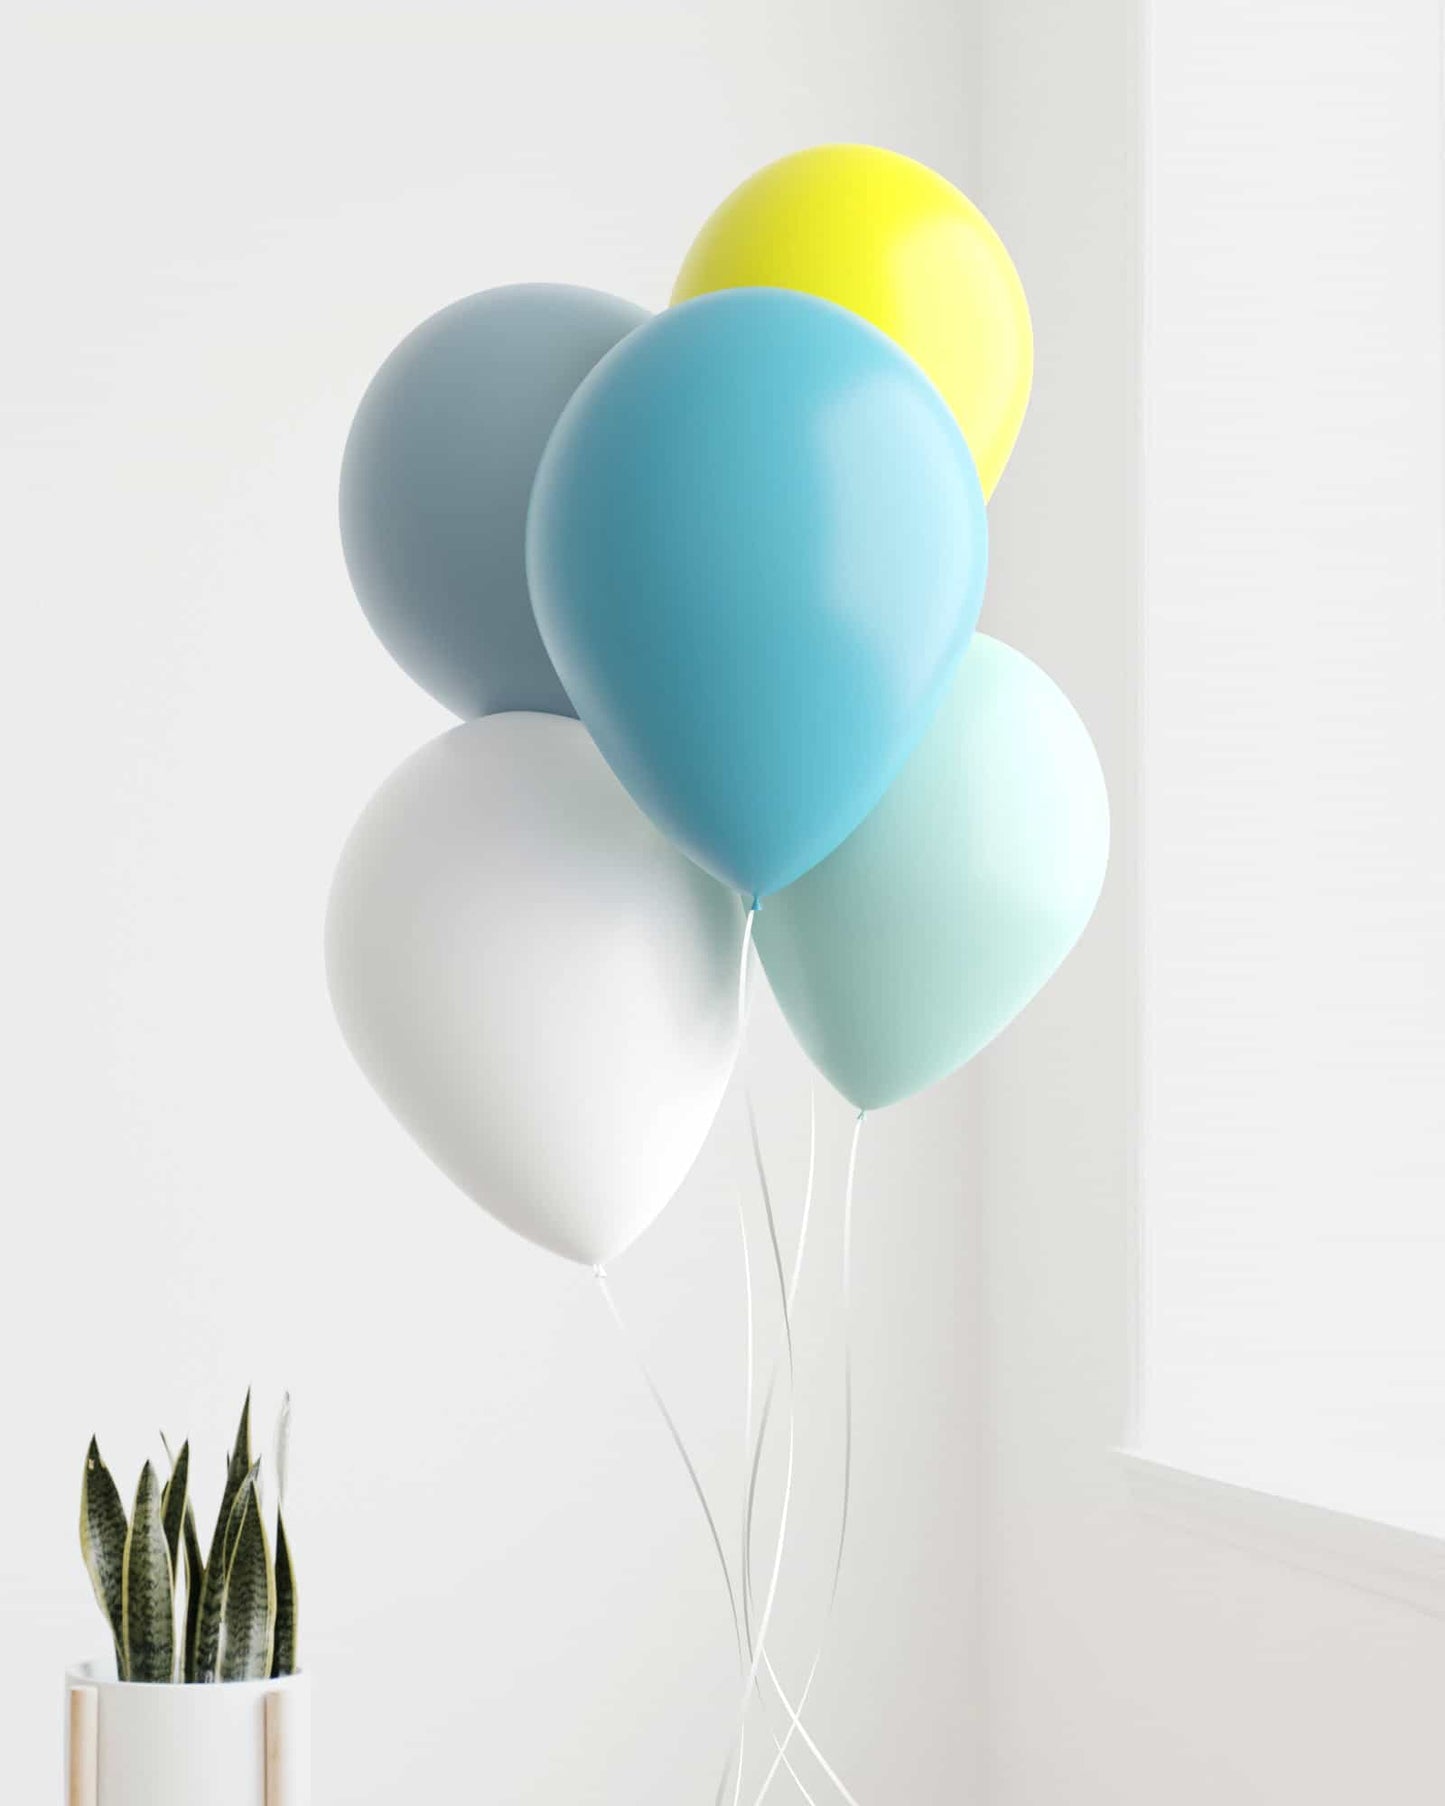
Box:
(755, 635), (1109, 1110)
(672, 144), (1032, 499)
(527, 288), (988, 900)
(340, 284), (648, 719)
(325, 712), (742, 1265)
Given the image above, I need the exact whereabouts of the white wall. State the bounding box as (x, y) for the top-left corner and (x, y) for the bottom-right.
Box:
(0, 6), (982, 1803)
(974, 1), (1445, 1800)
(1137, 0), (1445, 1534)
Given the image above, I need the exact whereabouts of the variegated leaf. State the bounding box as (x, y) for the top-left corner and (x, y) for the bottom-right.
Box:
(231, 1390), (253, 1466)
(225, 1462), (261, 1574)
(181, 1499), (205, 1685)
(79, 1438), (127, 1678)
(121, 1462), (175, 1684)
(218, 1478), (275, 1682)
(160, 1440), (189, 1581)
(273, 1393), (292, 1514)
(271, 1508), (298, 1678)
(193, 1394), (252, 1683)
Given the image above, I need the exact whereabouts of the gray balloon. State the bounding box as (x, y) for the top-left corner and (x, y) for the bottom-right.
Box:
(340, 284), (649, 718)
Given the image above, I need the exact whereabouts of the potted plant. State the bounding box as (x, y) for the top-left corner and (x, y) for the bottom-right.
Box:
(66, 1392), (309, 1806)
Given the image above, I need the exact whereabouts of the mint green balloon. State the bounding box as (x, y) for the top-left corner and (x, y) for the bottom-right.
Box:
(755, 634), (1109, 1109)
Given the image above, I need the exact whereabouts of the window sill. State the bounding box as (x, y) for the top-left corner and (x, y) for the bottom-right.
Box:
(1115, 1448), (1445, 1619)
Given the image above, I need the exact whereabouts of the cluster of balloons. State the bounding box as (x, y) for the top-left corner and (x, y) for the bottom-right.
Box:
(326, 144), (1109, 1268)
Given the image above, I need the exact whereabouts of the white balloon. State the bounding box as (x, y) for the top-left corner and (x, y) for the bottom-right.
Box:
(326, 713), (743, 1265)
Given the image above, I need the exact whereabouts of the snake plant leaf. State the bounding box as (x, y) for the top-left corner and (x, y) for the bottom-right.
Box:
(232, 1390), (253, 1469)
(197, 1460), (262, 1681)
(218, 1477), (276, 1682)
(80, 1438), (128, 1679)
(160, 1431), (201, 1676)
(273, 1393), (292, 1514)
(193, 1398), (253, 1683)
(271, 1507), (297, 1678)
(181, 1499), (205, 1684)
(224, 1461), (262, 1574)
(122, 1462), (176, 1684)
(191, 1515), (226, 1679)
(160, 1441), (189, 1581)
(216, 1392), (252, 1541)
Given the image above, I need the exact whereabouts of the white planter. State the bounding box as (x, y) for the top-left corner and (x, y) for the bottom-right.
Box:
(65, 1662), (310, 1806)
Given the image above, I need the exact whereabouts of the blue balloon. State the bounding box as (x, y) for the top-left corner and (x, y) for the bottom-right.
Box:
(527, 288), (988, 898)
(341, 284), (648, 719)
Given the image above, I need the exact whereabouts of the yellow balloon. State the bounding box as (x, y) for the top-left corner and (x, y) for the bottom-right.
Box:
(673, 144), (1032, 499)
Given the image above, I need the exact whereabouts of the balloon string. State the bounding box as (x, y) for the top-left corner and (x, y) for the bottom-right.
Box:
(737, 1089), (819, 1805)
(740, 1183), (756, 1524)
(714, 1079), (818, 1806)
(728, 919), (817, 1806)
(742, 1081), (819, 1626)
(741, 1081), (818, 1646)
(735, 1187), (756, 1806)
(592, 911), (807, 1806)
(751, 1111), (867, 1806)
(594, 1269), (777, 1805)
(738, 894), (762, 1568)
(737, 899), (758, 1032)
(738, 1083), (797, 1698)
(742, 1100), (863, 1806)
(736, 901), (761, 1673)
(593, 1269), (744, 1673)
(790, 1090), (820, 1312)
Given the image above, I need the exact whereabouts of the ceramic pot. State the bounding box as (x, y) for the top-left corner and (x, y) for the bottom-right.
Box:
(65, 1661), (309, 1806)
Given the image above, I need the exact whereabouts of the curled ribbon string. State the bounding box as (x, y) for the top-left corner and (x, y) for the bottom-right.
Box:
(737, 1088), (820, 1806)
(734, 1191), (756, 1806)
(727, 899), (812, 1806)
(738, 898), (758, 1027)
(741, 1085), (817, 1658)
(729, 1080), (822, 1806)
(594, 906), (850, 1806)
(593, 1267), (743, 1670)
(592, 903), (801, 1806)
(713, 1075), (799, 1806)
(751, 1110), (867, 1806)
(734, 1078), (818, 1804)
(742, 1093), (863, 1806)
(741, 1181), (756, 1473)
(594, 1266), (792, 1806)
(736, 893), (762, 1679)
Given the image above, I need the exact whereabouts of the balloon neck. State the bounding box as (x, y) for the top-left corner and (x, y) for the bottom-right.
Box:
(749, 894), (761, 915)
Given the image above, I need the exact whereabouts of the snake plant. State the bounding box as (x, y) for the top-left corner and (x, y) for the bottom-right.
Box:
(81, 1391), (299, 1683)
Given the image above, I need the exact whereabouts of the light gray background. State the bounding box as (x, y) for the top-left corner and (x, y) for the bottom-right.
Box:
(977, 2), (1445, 1802)
(0, 5), (981, 1801)
(18, 8), (1437, 1803)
